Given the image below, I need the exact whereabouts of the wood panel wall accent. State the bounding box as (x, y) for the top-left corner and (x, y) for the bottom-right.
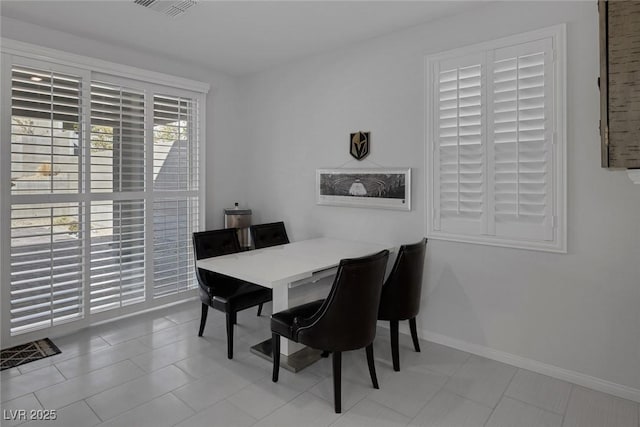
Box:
(599, 0), (640, 169)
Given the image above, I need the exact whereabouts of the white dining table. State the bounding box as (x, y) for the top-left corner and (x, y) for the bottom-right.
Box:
(196, 237), (394, 371)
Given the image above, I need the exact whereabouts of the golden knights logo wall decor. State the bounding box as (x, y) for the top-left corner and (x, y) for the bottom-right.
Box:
(350, 131), (370, 160)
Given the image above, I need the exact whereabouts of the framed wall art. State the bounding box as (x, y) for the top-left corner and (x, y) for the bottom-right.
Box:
(316, 168), (411, 211)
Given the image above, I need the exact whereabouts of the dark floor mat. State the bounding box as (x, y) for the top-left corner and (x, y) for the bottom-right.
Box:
(1, 338), (61, 371)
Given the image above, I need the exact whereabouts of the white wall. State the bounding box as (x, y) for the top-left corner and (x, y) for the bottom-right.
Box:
(241, 2), (640, 397)
(2, 2), (638, 400)
(0, 16), (247, 229)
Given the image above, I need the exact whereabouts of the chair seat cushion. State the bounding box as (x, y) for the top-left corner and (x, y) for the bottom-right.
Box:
(271, 299), (324, 340)
(201, 273), (271, 312)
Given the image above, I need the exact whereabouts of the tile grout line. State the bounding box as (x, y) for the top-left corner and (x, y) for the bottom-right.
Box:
(169, 361), (199, 382)
(59, 359), (163, 413)
(36, 360), (148, 414)
(406, 368), (454, 426)
(83, 397), (104, 423)
(168, 394), (198, 427)
(30, 390), (45, 413)
(560, 384), (575, 427)
(223, 389), (285, 423)
(446, 351), (473, 378)
(501, 392), (569, 417)
(368, 368), (448, 422)
(3, 363), (71, 403)
(52, 361), (70, 381)
(482, 366), (519, 427)
(419, 355), (496, 413)
(374, 338), (461, 426)
(85, 373), (193, 424)
(170, 388), (203, 414)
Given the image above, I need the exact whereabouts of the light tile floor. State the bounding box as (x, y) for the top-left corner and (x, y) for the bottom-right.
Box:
(1, 301), (638, 427)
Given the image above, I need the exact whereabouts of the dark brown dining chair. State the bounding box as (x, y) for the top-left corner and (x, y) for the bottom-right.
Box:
(270, 250), (389, 413)
(250, 221), (290, 249)
(193, 228), (272, 359)
(378, 238), (427, 371)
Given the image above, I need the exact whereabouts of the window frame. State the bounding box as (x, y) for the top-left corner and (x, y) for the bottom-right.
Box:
(0, 39), (208, 347)
(425, 24), (567, 253)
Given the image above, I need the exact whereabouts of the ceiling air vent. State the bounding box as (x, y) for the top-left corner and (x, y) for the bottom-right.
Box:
(134, 0), (197, 17)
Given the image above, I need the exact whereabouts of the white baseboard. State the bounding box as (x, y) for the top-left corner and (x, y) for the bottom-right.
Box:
(380, 322), (640, 403)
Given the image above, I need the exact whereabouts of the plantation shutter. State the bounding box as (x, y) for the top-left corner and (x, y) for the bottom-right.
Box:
(10, 66), (82, 195)
(90, 82), (146, 193)
(9, 65), (84, 334)
(89, 200), (146, 313)
(3, 49), (207, 343)
(152, 95), (199, 297)
(433, 53), (486, 236)
(429, 33), (560, 249)
(89, 82), (147, 313)
(10, 203), (84, 334)
(153, 197), (198, 297)
(489, 38), (554, 241)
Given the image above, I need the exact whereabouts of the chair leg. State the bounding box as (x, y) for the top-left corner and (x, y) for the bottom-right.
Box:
(272, 333), (280, 382)
(390, 320), (400, 372)
(366, 344), (379, 389)
(257, 303), (263, 317)
(198, 304), (208, 337)
(226, 312), (234, 359)
(409, 317), (421, 352)
(332, 351), (342, 413)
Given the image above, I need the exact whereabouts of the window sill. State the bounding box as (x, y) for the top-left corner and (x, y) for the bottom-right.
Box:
(427, 231), (567, 254)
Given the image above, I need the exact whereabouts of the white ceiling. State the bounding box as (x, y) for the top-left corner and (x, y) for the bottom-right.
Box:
(0, 1), (482, 76)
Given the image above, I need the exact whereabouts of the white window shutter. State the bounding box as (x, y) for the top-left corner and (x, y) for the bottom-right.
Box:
(153, 197), (198, 298)
(152, 95), (198, 192)
(489, 38), (554, 242)
(427, 26), (565, 252)
(9, 65), (85, 334)
(10, 203), (84, 334)
(89, 82), (147, 313)
(3, 50), (207, 343)
(152, 94), (199, 298)
(10, 66), (82, 195)
(90, 200), (146, 313)
(90, 82), (146, 193)
(433, 53), (486, 236)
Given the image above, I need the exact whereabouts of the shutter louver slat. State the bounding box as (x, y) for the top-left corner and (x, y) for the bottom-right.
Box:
(9, 203), (84, 334)
(152, 94), (199, 298)
(153, 95), (198, 192)
(435, 60), (485, 234)
(90, 200), (146, 313)
(90, 82), (145, 193)
(492, 43), (553, 240)
(10, 66), (82, 196)
(153, 197), (198, 298)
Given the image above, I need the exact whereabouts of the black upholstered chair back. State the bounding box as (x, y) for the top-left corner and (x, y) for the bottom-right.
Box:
(250, 222), (290, 249)
(297, 250), (389, 352)
(192, 229), (242, 291)
(378, 238), (427, 321)
(193, 228), (241, 260)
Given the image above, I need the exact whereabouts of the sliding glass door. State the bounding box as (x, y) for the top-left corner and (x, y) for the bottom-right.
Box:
(1, 55), (204, 346)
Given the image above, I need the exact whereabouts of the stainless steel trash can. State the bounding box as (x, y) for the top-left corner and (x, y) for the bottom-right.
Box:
(224, 205), (252, 250)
